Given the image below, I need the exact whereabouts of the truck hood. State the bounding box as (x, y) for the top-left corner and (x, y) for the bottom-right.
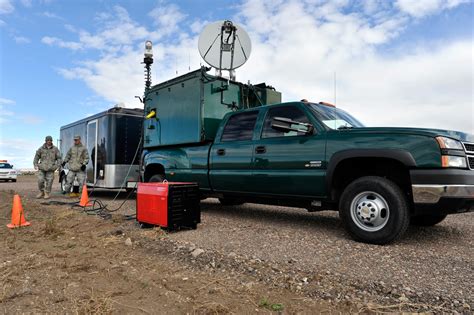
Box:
(337, 127), (474, 142)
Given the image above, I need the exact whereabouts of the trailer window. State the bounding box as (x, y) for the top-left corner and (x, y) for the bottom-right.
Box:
(221, 111), (258, 142)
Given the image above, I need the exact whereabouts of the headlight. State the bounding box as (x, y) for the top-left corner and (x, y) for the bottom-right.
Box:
(441, 156), (467, 168)
(436, 136), (464, 150)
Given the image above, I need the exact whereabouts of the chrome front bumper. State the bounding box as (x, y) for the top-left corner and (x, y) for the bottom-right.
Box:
(412, 184), (474, 203)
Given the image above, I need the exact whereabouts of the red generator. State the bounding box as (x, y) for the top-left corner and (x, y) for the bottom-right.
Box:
(136, 182), (200, 230)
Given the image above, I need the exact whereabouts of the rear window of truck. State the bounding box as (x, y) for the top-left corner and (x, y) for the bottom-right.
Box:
(221, 111), (258, 142)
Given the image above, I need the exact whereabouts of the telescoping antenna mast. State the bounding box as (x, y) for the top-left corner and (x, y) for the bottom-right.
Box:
(198, 20), (252, 81)
(143, 40), (154, 92)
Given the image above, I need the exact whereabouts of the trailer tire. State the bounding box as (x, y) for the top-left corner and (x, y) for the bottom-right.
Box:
(339, 176), (410, 245)
(60, 176), (69, 193)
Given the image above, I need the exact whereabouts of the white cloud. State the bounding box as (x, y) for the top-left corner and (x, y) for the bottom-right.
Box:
(0, 0), (13, 14)
(14, 36), (30, 44)
(0, 98), (14, 124)
(333, 41), (472, 133)
(0, 110), (14, 124)
(0, 138), (39, 169)
(148, 3), (187, 37)
(23, 115), (44, 124)
(58, 51), (145, 106)
(396, 0), (470, 18)
(49, 3), (197, 107)
(42, 11), (63, 20)
(236, 0), (473, 133)
(20, 0), (32, 8)
(64, 24), (76, 32)
(41, 36), (83, 50)
(45, 0), (472, 134)
(190, 20), (210, 34)
(42, 6), (150, 53)
(0, 97), (15, 105)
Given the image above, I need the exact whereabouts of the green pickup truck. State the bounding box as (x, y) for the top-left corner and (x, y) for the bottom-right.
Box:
(141, 68), (474, 244)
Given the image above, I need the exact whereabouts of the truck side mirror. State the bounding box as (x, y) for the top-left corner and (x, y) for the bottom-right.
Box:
(271, 117), (314, 135)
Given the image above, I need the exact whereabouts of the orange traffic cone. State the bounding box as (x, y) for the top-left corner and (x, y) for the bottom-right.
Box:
(79, 184), (92, 207)
(7, 194), (31, 229)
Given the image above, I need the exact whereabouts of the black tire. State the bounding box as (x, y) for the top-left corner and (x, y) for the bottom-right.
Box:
(339, 176), (410, 245)
(411, 214), (447, 226)
(12, 179), (17, 182)
(218, 197), (244, 206)
(148, 174), (165, 182)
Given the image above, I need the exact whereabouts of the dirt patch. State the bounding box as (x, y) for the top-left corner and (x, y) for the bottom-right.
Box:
(0, 177), (347, 313)
(1, 175), (472, 313)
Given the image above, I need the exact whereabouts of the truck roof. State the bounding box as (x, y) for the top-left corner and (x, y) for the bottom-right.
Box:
(224, 101), (337, 113)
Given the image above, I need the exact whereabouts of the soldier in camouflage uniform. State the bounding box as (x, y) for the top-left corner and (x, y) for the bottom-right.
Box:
(33, 135), (61, 199)
(62, 135), (89, 196)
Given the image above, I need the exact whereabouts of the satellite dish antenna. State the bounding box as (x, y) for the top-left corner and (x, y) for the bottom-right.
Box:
(198, 20), (251, 81)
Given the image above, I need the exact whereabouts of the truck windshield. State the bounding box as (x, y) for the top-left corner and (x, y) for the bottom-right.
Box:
(308, 103), (365, 130)
(0, 163), (13, 169)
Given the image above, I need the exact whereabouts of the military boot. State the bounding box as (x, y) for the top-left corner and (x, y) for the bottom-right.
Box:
(36, 191), (44, 199)
(43, 192), (50, 199)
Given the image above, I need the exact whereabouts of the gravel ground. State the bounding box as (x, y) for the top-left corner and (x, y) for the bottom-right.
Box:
(180, 200), (473, 308)
(4, 175), (473, 313)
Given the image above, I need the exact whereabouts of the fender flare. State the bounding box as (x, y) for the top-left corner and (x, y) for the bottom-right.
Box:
(143, 155), (175, 180)
(326, 149), (417, 192)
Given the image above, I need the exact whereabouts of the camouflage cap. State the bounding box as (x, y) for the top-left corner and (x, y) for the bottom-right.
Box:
(45, 135), (53, 141)
(73, 135), (81, 140)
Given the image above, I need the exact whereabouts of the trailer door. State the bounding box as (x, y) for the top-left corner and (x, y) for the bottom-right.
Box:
(87, 120), (98, 185)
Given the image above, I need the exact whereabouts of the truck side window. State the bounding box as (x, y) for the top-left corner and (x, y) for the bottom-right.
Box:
(221, 111), (258, 142)
(262, 106), (310, 138)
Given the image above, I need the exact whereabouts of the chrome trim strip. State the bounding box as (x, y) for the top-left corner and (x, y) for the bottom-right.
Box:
(88, 164), (140, 188)
(412, 184), (474, 203)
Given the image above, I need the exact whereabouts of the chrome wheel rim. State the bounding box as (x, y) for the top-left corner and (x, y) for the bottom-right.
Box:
(350, 191), (390, 232)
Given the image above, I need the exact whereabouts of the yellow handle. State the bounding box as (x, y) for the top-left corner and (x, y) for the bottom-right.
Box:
(146, 110), (156, 119)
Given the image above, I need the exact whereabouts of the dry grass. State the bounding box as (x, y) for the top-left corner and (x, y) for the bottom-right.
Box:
(193, 301), (230, 314)
(69, 288), (114, 315)
(359, 301), (455, 313)
(140, 226), (168, 239)
(42, 218), (64, 238)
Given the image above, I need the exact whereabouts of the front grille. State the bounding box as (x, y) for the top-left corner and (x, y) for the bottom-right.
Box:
(468, 156), (474, 170)
(463, 142), (474, 153)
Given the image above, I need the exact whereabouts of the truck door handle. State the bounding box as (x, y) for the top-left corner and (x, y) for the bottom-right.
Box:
(255, 146), (266, 154)
(217, 149), (226, 156)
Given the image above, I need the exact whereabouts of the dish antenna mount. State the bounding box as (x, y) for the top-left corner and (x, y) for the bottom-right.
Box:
(198, 20), (251, 81)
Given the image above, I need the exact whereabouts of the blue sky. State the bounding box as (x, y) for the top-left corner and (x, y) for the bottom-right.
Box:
(0, 0), (473, 169)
